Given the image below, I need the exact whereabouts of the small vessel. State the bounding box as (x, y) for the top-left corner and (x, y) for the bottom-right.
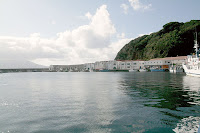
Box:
(150, 66), (165, 72)
(139, 69), (146, 72)
(89, 69), (94, 72)
(182, 31), (200, 77)
(129, 69), (138, 72)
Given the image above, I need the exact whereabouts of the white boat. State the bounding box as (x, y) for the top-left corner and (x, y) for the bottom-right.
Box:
(89, 69), (94, 72)
(182, 32), (200, 77)
(139, 69), (146, 72)
(129, 69), (138, 72)
(169, 66), (174, 73)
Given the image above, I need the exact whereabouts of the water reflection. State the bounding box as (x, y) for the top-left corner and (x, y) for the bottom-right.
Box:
(182, 76), (200, 105)
(0, 72), (200, 133)
(117, 72), (200, 132)
(28, 73), (120, 133)
(171, 76), (200, 133)
(118, 72), (193, 110)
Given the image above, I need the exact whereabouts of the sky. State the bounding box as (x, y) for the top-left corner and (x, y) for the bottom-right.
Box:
(0, 0), (200, 66)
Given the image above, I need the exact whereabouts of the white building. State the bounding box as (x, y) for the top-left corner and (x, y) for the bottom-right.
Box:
(144, 56), (186, 72)
(169, 56), (187, 73)
(84, 63), (95, 71)
(169, 56), (187, 65)
(107, 60), (120, 70)
(94, 61), (108, 70)
(144, 58), (171, 72)
(94, 60), (145, 71)
(118, 60), (145, 70)
(49, 64), (84, 72)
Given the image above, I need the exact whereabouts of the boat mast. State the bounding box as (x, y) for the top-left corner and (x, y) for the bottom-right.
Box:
(194, 30), (199, 58)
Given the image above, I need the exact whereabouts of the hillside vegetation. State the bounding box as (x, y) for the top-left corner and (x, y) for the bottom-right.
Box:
(115, 20), (200, 60)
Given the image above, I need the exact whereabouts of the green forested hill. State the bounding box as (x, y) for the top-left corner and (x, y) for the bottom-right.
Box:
(115, 20), (200, 60)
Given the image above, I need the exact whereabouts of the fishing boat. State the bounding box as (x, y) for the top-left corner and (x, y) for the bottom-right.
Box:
(182, 32), (200, 77)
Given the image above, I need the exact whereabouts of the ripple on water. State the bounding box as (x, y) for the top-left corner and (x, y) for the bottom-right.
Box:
(0, 72), (199, 132)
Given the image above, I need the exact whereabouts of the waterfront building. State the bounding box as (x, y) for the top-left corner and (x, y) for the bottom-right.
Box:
(49, 64), (84, 72)
(169, 56), (187, 73)
(94, 61), (108, 70)
(145, 58), (171, 72)
(49, 65), (68, 72)
(49, 56), (186, 72)
(84, 63), (95, 72)
(168, 56), (187, 64)
(107, 60), (120, 70)
(118, 60), (145, 70)
(144, 56), (186, 72)
(118, 60), (130, 70)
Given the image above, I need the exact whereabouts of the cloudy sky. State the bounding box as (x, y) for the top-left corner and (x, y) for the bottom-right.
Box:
(0, 0), (200, 66)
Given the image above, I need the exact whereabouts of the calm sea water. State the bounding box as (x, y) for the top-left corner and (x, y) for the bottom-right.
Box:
(0, 72), (199, 133)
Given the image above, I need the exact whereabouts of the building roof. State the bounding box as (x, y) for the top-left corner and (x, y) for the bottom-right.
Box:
(116, 59), (144, 62)
(149, 56), (187, 61)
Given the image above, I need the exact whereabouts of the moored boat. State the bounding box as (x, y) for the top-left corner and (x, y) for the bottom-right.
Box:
(150, 66), (165, 72)
(129, 69), (138, 72)
(139, 69), (146, 72)
(182, 32), (200, 77)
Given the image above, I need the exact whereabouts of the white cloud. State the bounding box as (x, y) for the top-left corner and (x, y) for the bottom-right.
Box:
(120, 4), (129, 14)
(42, 46), (59, 53)
(117, 33), (126, 39)
(85, 12), (92, 19)
(128, 0), (152, 11)
(0, 5), (132, 66)
(90, 5), (116, 37)
(107, 38), (133, 59)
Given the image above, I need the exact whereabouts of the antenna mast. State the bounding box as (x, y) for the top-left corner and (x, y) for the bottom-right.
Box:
(194, 28), (199, 58)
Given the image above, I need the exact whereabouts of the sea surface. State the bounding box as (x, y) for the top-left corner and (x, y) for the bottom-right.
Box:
(0, 72), (199, 133)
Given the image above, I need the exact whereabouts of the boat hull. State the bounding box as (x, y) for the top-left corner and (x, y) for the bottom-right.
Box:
(139, 69), (146, 72)
(182, 64), (200, 77)
(129, 70), (138, 72)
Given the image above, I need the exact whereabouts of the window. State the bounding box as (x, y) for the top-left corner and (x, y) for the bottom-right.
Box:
(127, 63), (130, 65)
(127, 66), (130, 68)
